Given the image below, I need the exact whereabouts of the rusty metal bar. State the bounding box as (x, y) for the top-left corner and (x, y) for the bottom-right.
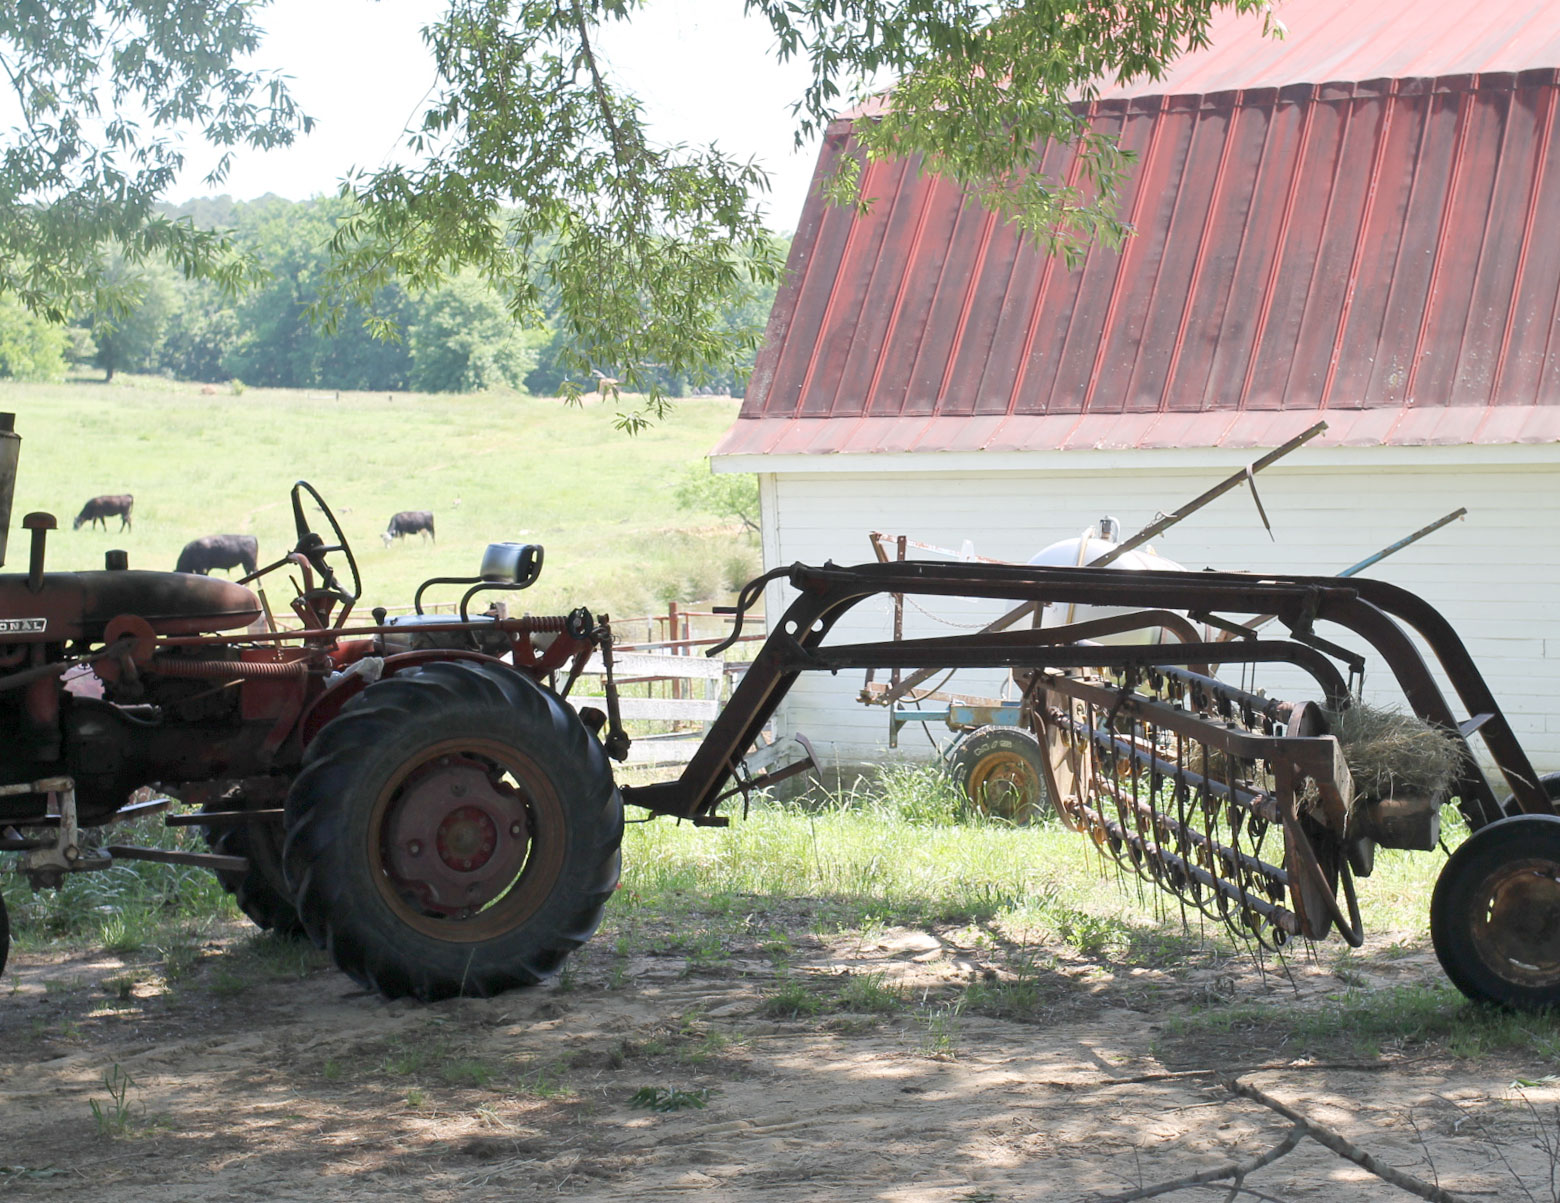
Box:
(1086, 774), (1290, 893)
(103, 845), (248, 872)
(624, 559), (1543, 831)
(1067, 717), (1283, 826)
(1096, 420), (1327, 566)
(804, 634), (1350, 708)
(164, 808), (284, 827)
(891, 534), (906, 693)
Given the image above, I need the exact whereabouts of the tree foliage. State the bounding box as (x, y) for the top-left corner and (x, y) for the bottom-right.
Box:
(1, 0), (1273, 421)
(321, 0), (782, 430)
(409, 271), (538, 394)
(65, 195), (742, 396)
(0, 2), (311, 320)
(674, 462), (760, 534)
(89, 255), (179, 381)
(0, 295), (68, 381)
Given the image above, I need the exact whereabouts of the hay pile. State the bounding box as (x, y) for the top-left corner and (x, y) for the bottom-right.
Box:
(1323, 701), (1466, 802)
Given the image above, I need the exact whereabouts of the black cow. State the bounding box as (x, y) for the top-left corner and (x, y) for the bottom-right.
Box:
(175, 534), (258, 577)
(382, 510), (435, 547)
(73, 494), (134, 532)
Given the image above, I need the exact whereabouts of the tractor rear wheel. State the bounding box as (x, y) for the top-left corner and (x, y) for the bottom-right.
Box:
(282, 659), (622, 1000)
(203, 798), (304, 938)
(1431, 813), (1560, 1010)
(947, 726), (1051, 823)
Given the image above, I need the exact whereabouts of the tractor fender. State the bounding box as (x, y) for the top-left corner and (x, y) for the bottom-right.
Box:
(297, 648), (515, 747)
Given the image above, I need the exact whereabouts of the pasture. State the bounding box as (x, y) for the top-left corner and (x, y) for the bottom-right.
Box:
(1, 377), (754, 618)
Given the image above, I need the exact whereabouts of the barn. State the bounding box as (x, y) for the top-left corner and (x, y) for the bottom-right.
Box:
(710, 0), (1560, 775)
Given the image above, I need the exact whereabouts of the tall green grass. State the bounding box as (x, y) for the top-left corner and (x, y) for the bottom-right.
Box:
(4, 758), (1470, 1020)
(6, 816), (237, 954)
(1, 377), (754, 617)
(612, 763), (1452, 958)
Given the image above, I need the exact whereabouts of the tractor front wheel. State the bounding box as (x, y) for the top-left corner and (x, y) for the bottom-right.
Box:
(203, 798), (304, 938)
(282, 660), (623, 1000)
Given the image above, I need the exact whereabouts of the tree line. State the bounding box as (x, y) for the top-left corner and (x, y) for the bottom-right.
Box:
(0, 194), (783, 398)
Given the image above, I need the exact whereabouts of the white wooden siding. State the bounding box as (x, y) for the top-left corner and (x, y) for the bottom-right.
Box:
(746, 453), (1560, 774)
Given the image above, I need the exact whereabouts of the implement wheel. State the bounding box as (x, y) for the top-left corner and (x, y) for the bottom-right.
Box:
(203, 801), (303, 938)
(948, 726), (1051, 823)
(1431, 814), (1560, 1010)
(1502, 770), (1560, 818)
(283, 660), (623, 1000)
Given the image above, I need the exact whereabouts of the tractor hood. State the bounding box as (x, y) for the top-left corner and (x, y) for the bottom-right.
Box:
(0, 570), (261, 643)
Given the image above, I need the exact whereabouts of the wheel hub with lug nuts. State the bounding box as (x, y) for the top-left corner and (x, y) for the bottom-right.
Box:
(383, 756), (531, 917)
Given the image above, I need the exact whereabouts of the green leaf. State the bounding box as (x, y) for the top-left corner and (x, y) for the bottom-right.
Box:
(628, 1085), (712, 1111)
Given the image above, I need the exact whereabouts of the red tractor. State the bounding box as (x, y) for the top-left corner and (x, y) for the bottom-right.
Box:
(0, 414), (625, 998)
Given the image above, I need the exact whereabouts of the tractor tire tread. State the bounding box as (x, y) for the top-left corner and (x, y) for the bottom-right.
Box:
(203, 800), (305, 939)
(283, 659), (622, 1000)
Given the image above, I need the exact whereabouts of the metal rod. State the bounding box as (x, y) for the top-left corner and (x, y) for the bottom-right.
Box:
(1090, 774), (1289, 886)
(1071, 802), (1302, 937)
(103, 845), (249, 873)
(164, 808), (283, 827)
(1094, 420), (1328, 568)
(1337, 507), (1467, 577)
(875, 422), (1328, 704)
(1072, 719), (1284, 825)
(1226, 507), (1469, 636)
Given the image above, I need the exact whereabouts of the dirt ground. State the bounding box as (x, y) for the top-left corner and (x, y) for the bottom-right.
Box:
(4, 912), (1559, 1202)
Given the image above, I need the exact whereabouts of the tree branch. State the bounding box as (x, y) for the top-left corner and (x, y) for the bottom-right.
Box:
(564, 0), (631, 175)
(1099, 1123), (1305, 1202)
(1225, 1078), (1477, 1203)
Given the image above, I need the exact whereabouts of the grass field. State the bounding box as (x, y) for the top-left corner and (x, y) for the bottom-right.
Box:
(1, 375), (754, 619)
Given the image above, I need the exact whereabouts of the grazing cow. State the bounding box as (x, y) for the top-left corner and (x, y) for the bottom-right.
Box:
(381, 510), (435, 548)
(175, 534), (258, 577)
(73, 494), (134, 532)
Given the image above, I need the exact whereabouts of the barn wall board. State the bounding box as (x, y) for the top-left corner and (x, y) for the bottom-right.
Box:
(751, 452), (1560, 773)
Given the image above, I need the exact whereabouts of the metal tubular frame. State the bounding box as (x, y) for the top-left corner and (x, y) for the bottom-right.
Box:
(620, 560), (1549, 829)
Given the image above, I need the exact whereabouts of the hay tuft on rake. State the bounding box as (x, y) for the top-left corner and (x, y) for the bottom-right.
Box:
(1323, 701), (1465, 803)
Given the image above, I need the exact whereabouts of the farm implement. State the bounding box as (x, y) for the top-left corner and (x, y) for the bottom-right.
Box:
(1, 414), (1558, 1009)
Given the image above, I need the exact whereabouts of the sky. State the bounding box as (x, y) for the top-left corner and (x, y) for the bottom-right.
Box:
(171, 0), (825, 233)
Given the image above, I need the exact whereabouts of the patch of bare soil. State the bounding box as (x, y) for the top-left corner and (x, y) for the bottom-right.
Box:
(3, 918), (1558, 1202)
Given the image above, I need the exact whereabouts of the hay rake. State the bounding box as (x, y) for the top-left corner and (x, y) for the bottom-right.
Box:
(628, 559), (1560, 1011)
(1031, 663), (1360, 951)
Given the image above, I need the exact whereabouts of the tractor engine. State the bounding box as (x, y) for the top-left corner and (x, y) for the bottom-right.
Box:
(0, 564), (271, 825)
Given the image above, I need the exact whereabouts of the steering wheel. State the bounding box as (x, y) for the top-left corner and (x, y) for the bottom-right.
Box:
(290, 481), (361, 604)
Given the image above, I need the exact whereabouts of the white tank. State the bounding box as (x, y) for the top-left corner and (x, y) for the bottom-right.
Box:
(1026, 519), (1185, 646)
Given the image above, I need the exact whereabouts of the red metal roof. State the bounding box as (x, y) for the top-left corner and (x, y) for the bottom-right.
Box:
(1099, 0), (1560, 98)
(721, 8), (1560, 457)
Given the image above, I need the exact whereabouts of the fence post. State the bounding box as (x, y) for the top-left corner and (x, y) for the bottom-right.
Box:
(667, 601), (681, 700)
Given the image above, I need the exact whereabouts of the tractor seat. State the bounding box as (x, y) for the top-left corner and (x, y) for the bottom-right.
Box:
(0, 570), (262, 644)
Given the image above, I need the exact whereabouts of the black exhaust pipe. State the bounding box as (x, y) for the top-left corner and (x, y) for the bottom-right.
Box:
(0, 413), (18, 569)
